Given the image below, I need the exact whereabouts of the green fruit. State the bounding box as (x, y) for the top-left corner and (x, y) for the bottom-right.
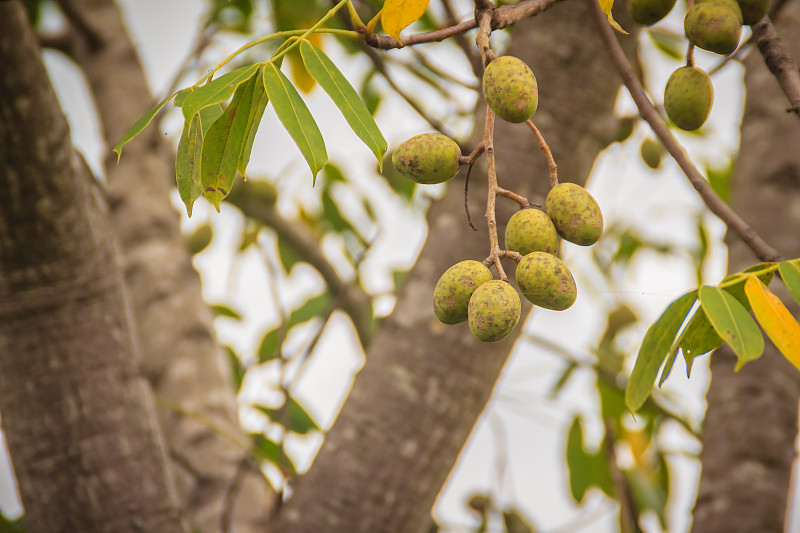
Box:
(628, 0), (677, 25)
(545, 183), (603, 246)
(505, 208), (559, 256)
(736, 0), (768, 24)
(392, 133), (461, 184)
(468, 280), (521, 342)
(482, 56), (538, 124)
(684, 0), (742, 55)
(664, 66), (714, 131)
(515, 252), (577, 311)
(187, 224), (213, 255)
(640, 137), (663, 169)
(433, 260), (493, 324)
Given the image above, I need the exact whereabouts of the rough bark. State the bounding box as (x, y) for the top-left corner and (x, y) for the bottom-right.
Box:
(691, 4), (800, 532)
(52, 1), (275, 530)
(0, 3), (185, 532)
(274, 3), (635, 532)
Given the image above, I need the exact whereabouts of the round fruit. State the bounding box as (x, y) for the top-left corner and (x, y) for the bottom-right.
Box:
(736, 0), (768, 24)
(640, 137), (663, 169)
(433, 260), (493, 324)
(468, 280), (521, 342)
(664, 66), (714, 131)
(505, 208), (559, 256)
(482, 56), (538, 124)
(545, 183), (603, 246)
(392, 133), (462, 184)
(628, 0), (677, 25)
(515, 252), (577, 311)
(684, 0), (742, 55)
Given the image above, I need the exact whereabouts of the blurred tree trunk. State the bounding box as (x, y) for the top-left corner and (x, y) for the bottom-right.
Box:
(274, 3), (636, 532)
(692, 5), (800, 532)
(0, 2), (186, 532)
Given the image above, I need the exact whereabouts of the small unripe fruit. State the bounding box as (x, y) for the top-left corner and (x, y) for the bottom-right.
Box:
(433, 261), (493, 324)
(468, 280), (521, 342)
(736, 0), (768, 24)
(515, 252), (577, 311)
(187, 224), (213, 255)
(482, 56), (538, 124)
(546, 183), (603, 246)
(664, 66), (714, 131)
(505, 208), (559, 256)
(640, 137), (663, 169)
(628, 0), (677, 25)
(392, 133), (461, 184)
(684, 0), (742, 55)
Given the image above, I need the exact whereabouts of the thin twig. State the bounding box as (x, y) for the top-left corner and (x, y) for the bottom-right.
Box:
(752, 16), (800, 115)
(220, 456), (251, 533)
(525, 119), (558, 188)
(603, 418), (642, 533)
(465, 163), (479, 231)
(483, 107), (508, 281)
(496, 186), (530, 207)
(590, 0), (782, 263)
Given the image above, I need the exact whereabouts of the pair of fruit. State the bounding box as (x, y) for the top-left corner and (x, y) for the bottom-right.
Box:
(629, 0), (766, 29)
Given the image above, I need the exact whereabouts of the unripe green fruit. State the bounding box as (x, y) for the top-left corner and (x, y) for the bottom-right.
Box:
(640, 137), (663, 169)
(505, 208), (559, 256)
(515, 252), (577, 311)
(546, 183), (603, 246)
(482, 56), (538, 124)
(392, 133), (461, 184)
(664, 66), (714, 131)
(468, 280), (521, 342)
(433, 260), (493, 324)
(684, 0), (742, 55)
(736, 0), (768, 24)
(628, 0), (677, 25)
(187, 224), (213, 255)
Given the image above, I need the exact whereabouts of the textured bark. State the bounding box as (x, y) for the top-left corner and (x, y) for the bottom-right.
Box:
(54, 1), (275, 530)
(274, 4), (635, 532)
(0, 3), (185, 532)
(691, 4), (800, 532)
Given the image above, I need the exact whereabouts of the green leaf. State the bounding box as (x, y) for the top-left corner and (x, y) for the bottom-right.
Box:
(201, 71), (260, 210)
(679, 308), (723, 374)
(300, 40), (387, 168)
(256, 396), (320, 435)
(779, 259), (800, 306)
(238, 70), (270, 178)
(646, 28), (684, 60)
(286, 293), (332, 329)
(250, 433), (297, 476)
(198, 103), (225, 135)
(211, 304), (242, 319)
(699, 285), (764, 370)
(625, 291), (696, 412)
(277, 238), (302, 272)
(566, 417), (592, 503)
(113, 91), (176, 159)
(321, 191), (353, 233)
(257, 328), (281, 362)
(174, 87), (193, 107)
(182, 64), (260, 125)
(176, 114), (204, 217)
(262, 62), (327, 183)
(224, 345), (244, 391)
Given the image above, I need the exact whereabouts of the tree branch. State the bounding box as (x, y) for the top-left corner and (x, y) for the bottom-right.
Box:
(589, 0), (782, 263)
(752, 16), (800, 115)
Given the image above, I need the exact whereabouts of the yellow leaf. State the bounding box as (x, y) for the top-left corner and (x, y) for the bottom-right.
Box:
(744, 276), (800, 370)
(597, 0), (628, 34)
(381, 0), (430, 45)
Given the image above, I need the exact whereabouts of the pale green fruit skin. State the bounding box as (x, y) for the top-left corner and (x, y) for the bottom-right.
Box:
(433, 261), (493, 324)
(392, 133), (461, 184)
(684, 0), (742, 55)
(640, 138), (663, 169)
(628, 0), (677, 25)
(664, 66), (714, 131)
(736, 0), (768, 24)
(468, 280), (521, 342)
(482, 56), (538, 124)
(546, 183), (603, 246)
(515, 252), (577, 311)
(505, 208), (559, 256)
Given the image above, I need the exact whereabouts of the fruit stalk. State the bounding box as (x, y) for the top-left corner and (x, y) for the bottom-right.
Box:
(482, 107), (509, 281)
(526, 119), (559, 188)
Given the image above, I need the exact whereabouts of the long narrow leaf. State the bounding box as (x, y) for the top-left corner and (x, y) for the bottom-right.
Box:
(263, 62), (328, 183)
(113, 92), (176, 159)
(182, 64), (260, 126)
(238, 67), (269, 178)
(176, 114), (204, 216)
(699, 285), (764, 370)
(201, 74), (258, 210)
(744, 276), (800, 370)
(625, 290), (696, 412)
(300, 40), (387, 167)
(778, 259), (800, 306)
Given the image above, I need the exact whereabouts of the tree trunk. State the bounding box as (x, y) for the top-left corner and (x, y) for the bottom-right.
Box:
(52, 1), (276, 530)
(692, 5), (800, 532)
(0, 3), (186, 532)
(275, 4), (635, 532)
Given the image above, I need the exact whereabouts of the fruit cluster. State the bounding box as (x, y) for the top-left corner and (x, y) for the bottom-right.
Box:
(392, 56), (604, 342)
(628, 0), (768, 131)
